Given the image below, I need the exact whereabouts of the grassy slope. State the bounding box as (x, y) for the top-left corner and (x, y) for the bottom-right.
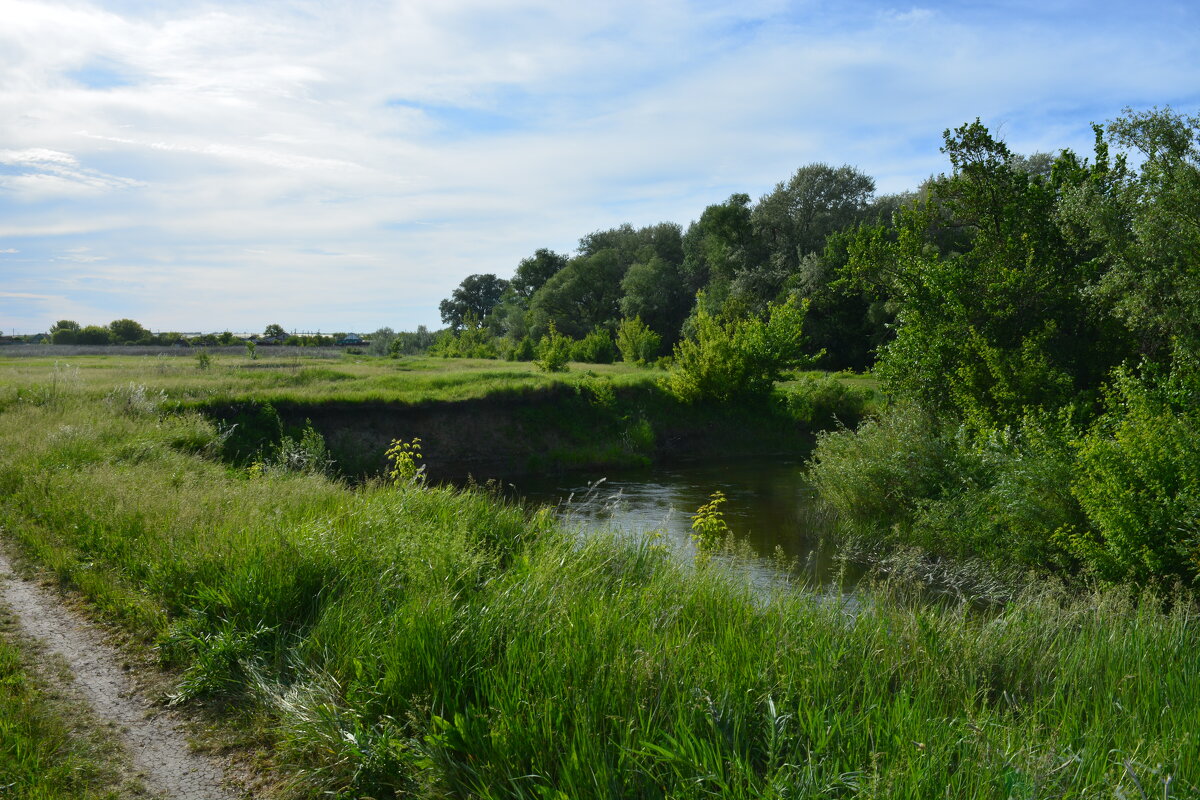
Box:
(0, 357), (1197, 798)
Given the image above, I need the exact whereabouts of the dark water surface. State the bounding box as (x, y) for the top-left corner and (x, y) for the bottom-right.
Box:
(511, 458), (866, 590)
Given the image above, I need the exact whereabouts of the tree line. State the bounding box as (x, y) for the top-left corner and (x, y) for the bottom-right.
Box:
(436, 162), (905, 370)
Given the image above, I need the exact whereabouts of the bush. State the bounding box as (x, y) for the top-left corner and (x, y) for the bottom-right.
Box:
(570, 328), (616, 364)
(783, 373), (873, 429)
(535, 323), (571, 373)
(663, 296), (819, 403)
(810, 402), (1087, 570)
(1069, 354), (1200, 583)
(511, 336), (536, 362)
(616, 317), (661, 365)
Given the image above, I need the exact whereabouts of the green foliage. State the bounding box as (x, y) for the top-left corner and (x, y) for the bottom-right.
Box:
(663, 296), (819, 403)
(195, 349), (211, 371)
(783, 373), (873, 429)
(439, 273), (509, 330)
(616, 316), (662, 366)
(76, 324), (112, 345)
(429, 316), (499, 359)
(385, 437), (425, 485)
(245, 339), (257, 359)
(570, 327), (616, 364)
(109, 318), (149, 344)
(1069, 351), (1200, 583)
(510, 335), (536, 362)
(810, 404), (1085, 568)
(535, 321), (572, 373)
(845, 120), (1127, 431)
(690, 490), (730, 552)
(254, 420), (333, 477)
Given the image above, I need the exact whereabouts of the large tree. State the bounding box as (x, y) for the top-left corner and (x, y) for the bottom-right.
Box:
(510, 249), (569, 301)
(846, 120), (1130, 430)
(439, 273), (509, 330)
(109, 318), (149, 344)
(752, 163), (875, 272)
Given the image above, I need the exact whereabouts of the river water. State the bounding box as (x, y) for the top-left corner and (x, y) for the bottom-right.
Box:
(512, 458), (866, 590)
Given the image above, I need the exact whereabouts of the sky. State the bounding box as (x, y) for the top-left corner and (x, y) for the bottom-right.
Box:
(1, 0), (1197, 335)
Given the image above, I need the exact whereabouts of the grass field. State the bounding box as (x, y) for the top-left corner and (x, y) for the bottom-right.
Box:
(0, 349), (660, 408)
(1, 354), (1197, 798)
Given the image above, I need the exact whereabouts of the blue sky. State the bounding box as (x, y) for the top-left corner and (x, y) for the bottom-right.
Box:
(1, 0), (1197, 335)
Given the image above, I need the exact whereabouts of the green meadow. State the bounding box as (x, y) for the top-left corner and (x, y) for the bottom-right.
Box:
(0, 352), (1197, 798)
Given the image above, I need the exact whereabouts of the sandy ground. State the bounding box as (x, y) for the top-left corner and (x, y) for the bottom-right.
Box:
(0, 548), (242, 800)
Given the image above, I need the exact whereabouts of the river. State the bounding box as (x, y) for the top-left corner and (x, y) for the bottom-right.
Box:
(511, 458), (866, 590)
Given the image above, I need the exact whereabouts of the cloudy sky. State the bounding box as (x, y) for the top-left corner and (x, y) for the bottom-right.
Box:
(1, 0), (1197, 335)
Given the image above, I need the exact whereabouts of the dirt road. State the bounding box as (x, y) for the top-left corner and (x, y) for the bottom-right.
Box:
(0, 548), (241, 800)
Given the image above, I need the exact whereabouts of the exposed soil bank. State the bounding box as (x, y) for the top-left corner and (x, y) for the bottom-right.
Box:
(0, 547), (242, 800)
(200, 385), (822, 481)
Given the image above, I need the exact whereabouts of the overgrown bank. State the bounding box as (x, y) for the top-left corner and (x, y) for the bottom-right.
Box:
(1, 366), (1198, 798)
(198, 375), (870, 481)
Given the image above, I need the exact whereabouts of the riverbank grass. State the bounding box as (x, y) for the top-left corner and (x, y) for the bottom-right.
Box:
(0, 366), (1196, 798)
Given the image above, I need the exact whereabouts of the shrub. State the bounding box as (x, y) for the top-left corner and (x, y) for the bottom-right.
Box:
(570, 328), (616, 364)
(616, 317), (661, 365)
(783, 373), (873, 429)
(663, 296), (819, 403)
(1069, 354), (1200, 582)
(535, 322), (571, 373)
(511, 336), (536, 362)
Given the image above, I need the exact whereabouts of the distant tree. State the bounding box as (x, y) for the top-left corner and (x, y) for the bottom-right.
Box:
(77, 325), (112, 345)
(439, 274), (509, 330)
(681, 193), (760, 290)
(527, 250), (626, 339)
(752, 163), (876, 272)
(263, 323), (287, 339)
(619, 254), (692, 346)
(109, 318), (149, 344)
(511, 249), (569, 300)
(50, 319), (80, 345)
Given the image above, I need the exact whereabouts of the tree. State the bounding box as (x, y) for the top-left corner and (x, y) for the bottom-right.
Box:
(109, 318), (149, 344)
(263, 323), (287, 339)
(1058, 107), (1200, 356)
(77, 325), (112, 344)
(511, 249), (569, 300)
(681, 193), (760, 289)
(527, 250), (626, 339)
(618, 254), (692, 346)
(752, 163), (875, 272)
(50, 320), (80, 345)
(439, 274), (509, 330)
(845, 120), (1128, 430)
(663, 296), (819, 404)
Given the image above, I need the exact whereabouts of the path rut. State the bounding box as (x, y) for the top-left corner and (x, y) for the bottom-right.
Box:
(0, 549), (241, 800)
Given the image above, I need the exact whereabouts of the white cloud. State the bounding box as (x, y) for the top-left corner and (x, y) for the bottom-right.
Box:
(0, 0), (1196, 333)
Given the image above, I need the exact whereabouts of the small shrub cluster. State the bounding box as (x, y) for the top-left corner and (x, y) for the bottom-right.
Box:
(664, 297), (820, 404)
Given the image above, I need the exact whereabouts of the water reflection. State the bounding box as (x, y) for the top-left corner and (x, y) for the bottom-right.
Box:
(512, 459), (866, 591)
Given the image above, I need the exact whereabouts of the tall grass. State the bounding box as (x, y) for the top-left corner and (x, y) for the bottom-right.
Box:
(1, 373), (1198, 798)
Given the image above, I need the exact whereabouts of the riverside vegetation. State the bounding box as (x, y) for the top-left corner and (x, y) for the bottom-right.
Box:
(1, 349), (1198, 798)
(5, 107), (1200, 798)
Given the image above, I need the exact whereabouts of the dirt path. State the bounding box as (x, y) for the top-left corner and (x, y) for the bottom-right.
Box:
(0, 549), (242, 800)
